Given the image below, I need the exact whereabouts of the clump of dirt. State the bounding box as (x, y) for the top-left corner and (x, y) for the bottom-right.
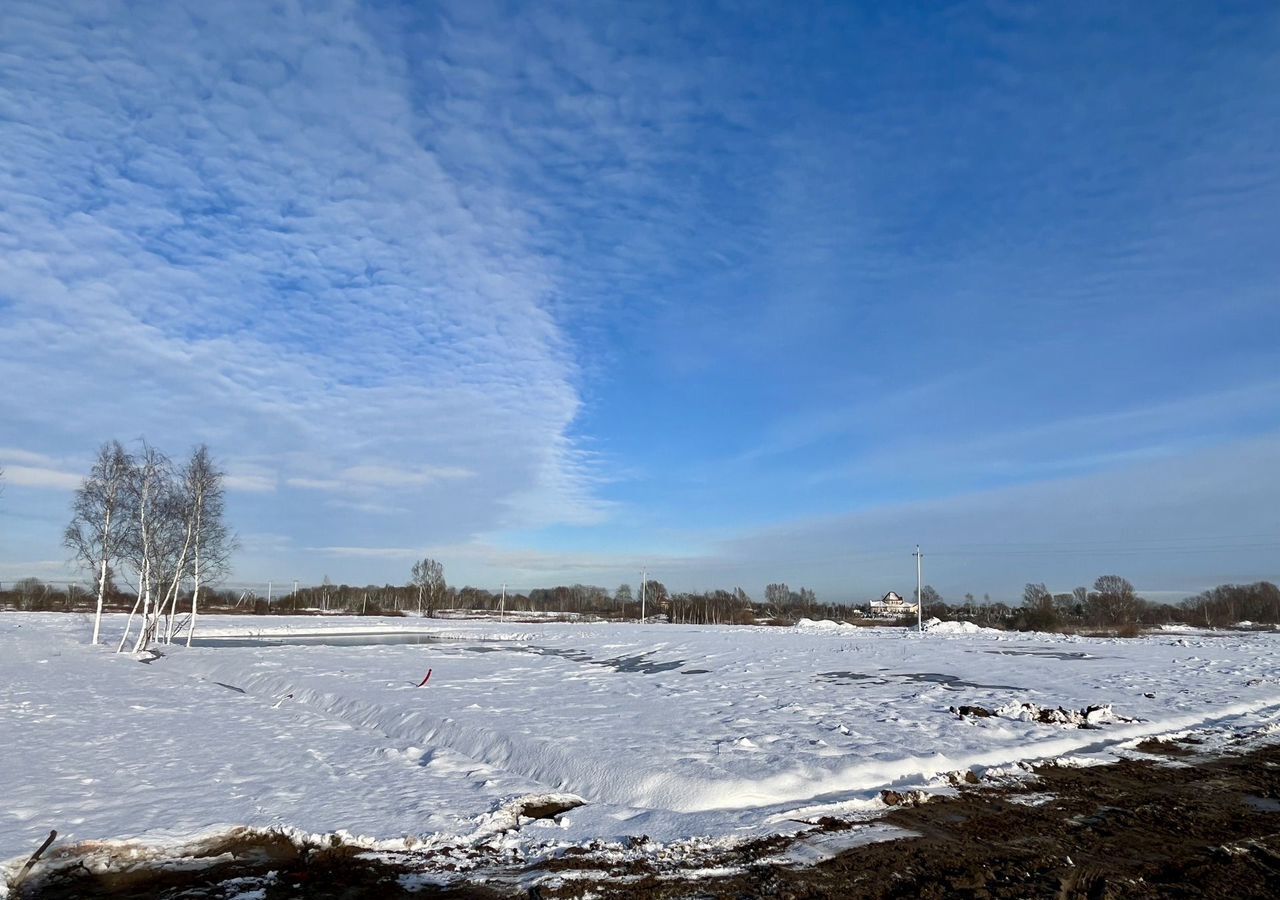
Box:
(879, 789), (929, 807)
(1134, 737), (1197, 756)
(517, 797), (584, 822)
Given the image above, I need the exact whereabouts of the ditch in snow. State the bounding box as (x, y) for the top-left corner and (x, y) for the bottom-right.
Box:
(982, 649), (1099, 660)
(816, 671), (1023, 691)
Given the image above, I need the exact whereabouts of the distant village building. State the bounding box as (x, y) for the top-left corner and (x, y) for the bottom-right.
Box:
(869, 590), (919, 617)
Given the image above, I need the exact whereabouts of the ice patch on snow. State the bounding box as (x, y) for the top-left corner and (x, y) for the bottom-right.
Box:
(760, 823), (917, 867)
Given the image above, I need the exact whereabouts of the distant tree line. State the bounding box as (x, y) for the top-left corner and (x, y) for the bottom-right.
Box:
(0, 579), (250, 613)
(249, 570), (838, 626)
(914, 576), (1280, 633)
(13, 565), (1279, 636)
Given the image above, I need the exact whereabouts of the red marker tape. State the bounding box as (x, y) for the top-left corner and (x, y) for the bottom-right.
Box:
(417, 668), (432, 687)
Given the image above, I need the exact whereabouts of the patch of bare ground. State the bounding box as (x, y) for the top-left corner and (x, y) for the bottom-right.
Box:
(16, 741), (1280, 899)
(13, 830), (500, 900)
(589, 742), (1280, 900)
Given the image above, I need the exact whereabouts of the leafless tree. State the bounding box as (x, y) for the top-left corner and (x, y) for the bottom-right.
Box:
(1022, 582), (1052, 607)
(410, 558), (446, 617)
(181, 445), (233, 646)
(1089, 574), (1140, 626)
(64, 441), (133, 645)
(118, 444), (173, 653)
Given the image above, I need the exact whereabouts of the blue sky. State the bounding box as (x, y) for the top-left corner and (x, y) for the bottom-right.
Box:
(1, 0), (1277, 602)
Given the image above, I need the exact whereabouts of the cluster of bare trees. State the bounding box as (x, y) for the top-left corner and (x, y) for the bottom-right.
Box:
(669, 588), (754, 625)
(64, 441), (233, 651)
(1182, 582), (1280, 627)
(762, 583), (820, 620)
(918, 575), (1280, 633)
(1011, 576), (1145, 631)
(522, 584), (635, 616)
(915, 576), (1147, 631)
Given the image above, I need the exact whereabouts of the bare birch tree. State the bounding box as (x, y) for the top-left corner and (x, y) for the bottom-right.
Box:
(64, 441), (133, 645)
(182, 445), (233, 646)
(410, 558), (446, 617)
(118, 444), (173, 653)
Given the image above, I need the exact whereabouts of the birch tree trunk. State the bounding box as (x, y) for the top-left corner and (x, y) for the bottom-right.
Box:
(161, 518), (194, 644)
(133, 556), (152, 653)
(117, 573), (144, 653)
(93, 504), (109, 646)
(186, 495), (203, 648)
(132, 465), (154, 653)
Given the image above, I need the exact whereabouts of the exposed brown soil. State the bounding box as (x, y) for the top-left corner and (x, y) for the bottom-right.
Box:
(16, 738), (1280, 899)
(14, 830), (505, 900)
(596, 738), (1280, 900)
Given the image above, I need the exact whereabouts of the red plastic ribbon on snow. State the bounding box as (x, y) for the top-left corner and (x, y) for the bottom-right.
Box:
(417, 667), (432, 687)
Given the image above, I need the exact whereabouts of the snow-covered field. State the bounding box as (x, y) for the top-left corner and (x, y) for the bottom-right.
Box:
(3, 612), (1280, 886)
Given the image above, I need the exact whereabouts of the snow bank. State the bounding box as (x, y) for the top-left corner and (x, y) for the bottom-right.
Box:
(792, 618), (861, 633)
(903, 617), (1003, 635)
(934, 620), (1003, 635)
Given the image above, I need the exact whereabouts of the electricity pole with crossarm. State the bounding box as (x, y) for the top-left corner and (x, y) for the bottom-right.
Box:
(914, 545), (924, 633)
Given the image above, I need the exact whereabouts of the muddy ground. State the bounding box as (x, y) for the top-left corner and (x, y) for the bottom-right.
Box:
(14, 737), (1280, 899)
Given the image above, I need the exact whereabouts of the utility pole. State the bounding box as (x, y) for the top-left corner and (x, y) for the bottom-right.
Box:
(500, 583), (506, 621)
(267, 581), (272, 607)
(913, 545), (923, 633)
(640, 568), (647, 623)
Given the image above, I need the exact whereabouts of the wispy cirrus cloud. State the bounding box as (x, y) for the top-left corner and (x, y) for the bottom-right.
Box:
(0, 448), (83, 490)
(1, 465), (82, 491)
(221, 473), (278, 494)
(796, 376), (1280, 489)
(290, 465), (473, 493)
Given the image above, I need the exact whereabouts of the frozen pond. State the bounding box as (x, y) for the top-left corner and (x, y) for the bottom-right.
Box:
(189, 631), (469, 648)
(189, 635), (704, 674)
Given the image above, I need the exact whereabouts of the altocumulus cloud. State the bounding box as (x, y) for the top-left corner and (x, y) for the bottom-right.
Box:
(0, 0), (610, 568)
